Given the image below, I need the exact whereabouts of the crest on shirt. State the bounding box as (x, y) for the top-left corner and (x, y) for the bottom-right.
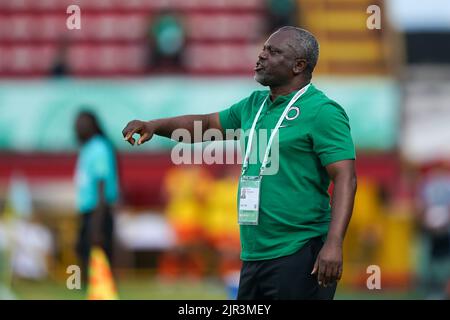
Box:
(285, 106), (300, 121)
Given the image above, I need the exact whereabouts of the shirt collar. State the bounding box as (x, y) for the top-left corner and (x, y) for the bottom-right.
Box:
(269, 83), (314, 106)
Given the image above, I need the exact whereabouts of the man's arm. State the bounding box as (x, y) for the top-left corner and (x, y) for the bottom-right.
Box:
(122, 113), (223, 145)
(312, 159), (357, 287)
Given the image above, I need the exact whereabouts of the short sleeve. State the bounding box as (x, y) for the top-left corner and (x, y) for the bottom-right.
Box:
(311, 103), (356, 167)
(218, 96), (248, 130)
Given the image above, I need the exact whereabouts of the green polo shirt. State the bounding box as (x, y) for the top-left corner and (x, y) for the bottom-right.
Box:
(219, 83), (355, 261)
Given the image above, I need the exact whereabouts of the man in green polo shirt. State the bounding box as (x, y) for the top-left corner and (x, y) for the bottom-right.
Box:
(122, 26), (357, 300)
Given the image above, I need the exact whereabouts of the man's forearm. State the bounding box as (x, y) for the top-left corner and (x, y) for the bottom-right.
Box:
(327, 173), (357, 244)
(123, 113), (222, 145)
(151, 114), (212, 141)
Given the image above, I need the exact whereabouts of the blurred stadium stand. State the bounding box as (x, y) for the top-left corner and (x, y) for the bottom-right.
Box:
(0, 0), (266, 76)
(300, 0), (389, 74)
(0, 0), (393, 77)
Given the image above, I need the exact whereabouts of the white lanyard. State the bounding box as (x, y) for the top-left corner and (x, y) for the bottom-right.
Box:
(242, 83), (310, 176)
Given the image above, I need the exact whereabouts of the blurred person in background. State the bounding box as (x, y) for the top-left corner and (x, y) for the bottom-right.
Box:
(122, 26), (357, 300)
(202, 165), (242, 299)
(203, 166), (241, 277)
(147, 10), (186, 73)
(265, 0), (298, 33)
(0, 173), (53, 298)
(49, 37), (70, 77)
(416, 162), (450, 299)
(157, 166), (212, 280)
(74, 110), (119, 288)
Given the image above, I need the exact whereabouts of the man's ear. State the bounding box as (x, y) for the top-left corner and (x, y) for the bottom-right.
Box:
(293, 58), (307, 75)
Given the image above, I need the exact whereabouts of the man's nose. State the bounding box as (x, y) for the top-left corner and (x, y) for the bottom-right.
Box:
(258, 50), (268, 60)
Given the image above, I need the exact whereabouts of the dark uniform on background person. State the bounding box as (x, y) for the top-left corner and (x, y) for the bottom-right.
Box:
(122, 26), (357, 300)
(74, 111), (119, 287)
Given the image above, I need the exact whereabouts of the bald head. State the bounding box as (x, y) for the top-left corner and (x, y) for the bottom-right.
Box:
(277, 26), (319, 76)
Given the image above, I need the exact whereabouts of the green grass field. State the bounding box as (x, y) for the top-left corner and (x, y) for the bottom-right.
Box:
(6, 277), (423, 300)
(10, 278), (227, 300)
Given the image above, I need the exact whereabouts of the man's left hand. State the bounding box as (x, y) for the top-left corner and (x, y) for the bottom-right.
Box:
(311, 240), (343, 287)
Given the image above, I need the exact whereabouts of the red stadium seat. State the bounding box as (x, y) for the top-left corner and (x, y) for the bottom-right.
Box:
(186, 14), (264, 41)
(68, 44), (146, 75)
(185, 43), (259, 74)
(3, 45), (55, 74)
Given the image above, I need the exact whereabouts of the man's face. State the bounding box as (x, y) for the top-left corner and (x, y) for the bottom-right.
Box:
(254, 30), (299, 87)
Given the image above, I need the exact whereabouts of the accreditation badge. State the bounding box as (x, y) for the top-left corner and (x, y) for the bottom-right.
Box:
(238, 175), (261, 225)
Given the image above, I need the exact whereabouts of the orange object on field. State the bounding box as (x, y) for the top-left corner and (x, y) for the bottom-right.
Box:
(87, 246), (118, 300)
